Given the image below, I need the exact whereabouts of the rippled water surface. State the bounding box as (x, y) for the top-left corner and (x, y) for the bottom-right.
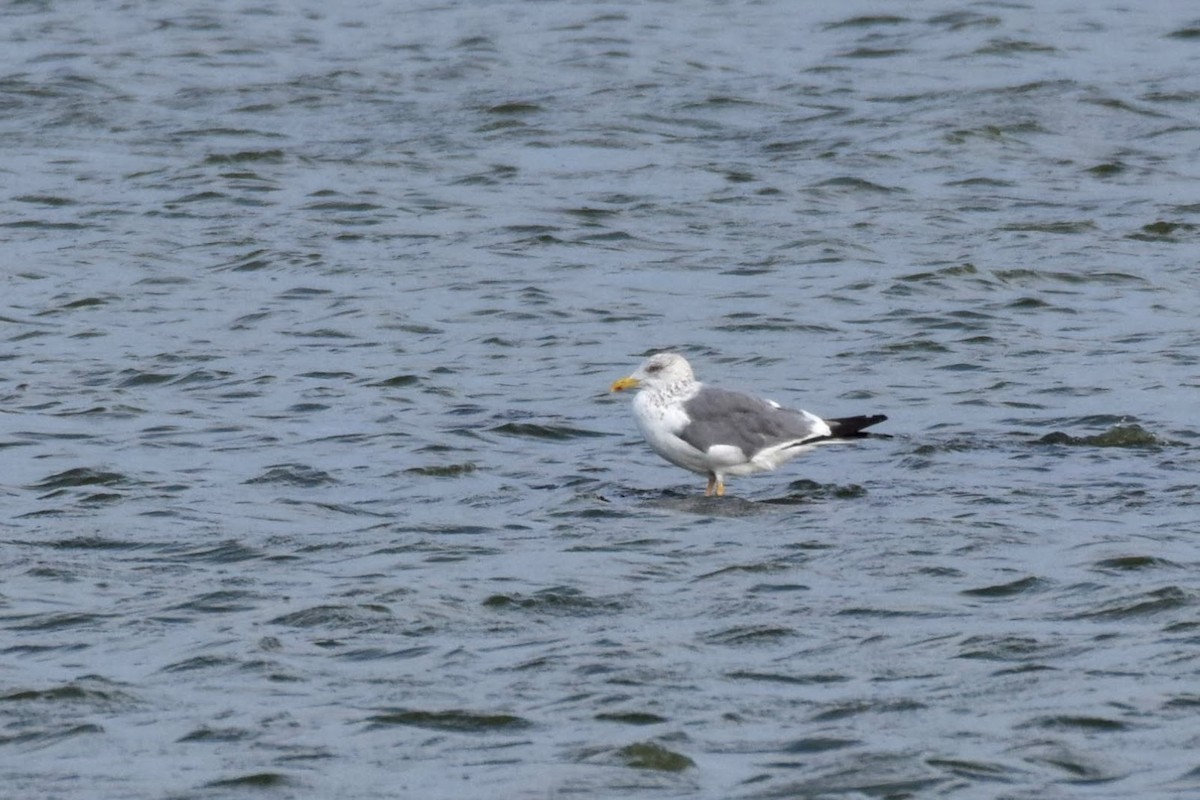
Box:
(4, 1), (1200, 798)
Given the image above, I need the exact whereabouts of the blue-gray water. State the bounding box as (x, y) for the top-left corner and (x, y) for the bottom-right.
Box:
(3, 1), (1199, 798)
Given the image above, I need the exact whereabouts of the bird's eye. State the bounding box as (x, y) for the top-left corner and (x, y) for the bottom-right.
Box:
(646, 363), (662, 373)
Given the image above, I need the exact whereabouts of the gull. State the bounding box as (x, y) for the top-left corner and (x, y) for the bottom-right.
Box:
(610, 352), (887, 496)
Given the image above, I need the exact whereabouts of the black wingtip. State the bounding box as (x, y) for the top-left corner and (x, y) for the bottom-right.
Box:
(825, 414), (888, 438)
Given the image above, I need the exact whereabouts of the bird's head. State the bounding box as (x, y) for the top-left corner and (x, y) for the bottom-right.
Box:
(611, 352), (695, 393)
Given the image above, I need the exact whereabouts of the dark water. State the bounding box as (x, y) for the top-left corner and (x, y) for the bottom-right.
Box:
(3, 1), (1199, 797)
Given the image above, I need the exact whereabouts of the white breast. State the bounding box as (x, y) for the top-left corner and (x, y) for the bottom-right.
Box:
(631, 390), (710, 475)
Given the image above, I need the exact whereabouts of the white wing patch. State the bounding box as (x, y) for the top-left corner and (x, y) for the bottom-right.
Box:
(798, 409), (832, 439)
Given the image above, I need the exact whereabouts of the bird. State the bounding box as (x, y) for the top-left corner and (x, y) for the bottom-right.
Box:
(610, 352), (887, 497)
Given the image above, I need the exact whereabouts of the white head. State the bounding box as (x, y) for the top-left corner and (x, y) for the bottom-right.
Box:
(611, 352), (696, 394)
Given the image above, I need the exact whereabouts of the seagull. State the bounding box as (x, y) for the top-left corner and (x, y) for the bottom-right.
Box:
(610, 352), (887, 496)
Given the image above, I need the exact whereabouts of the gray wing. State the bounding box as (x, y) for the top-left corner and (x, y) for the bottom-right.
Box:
(679, 386), (826, 457)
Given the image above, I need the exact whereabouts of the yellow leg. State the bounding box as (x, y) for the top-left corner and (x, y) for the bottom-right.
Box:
(704, 474), (725, 497)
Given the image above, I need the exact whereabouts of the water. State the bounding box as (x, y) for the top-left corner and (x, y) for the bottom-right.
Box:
(3, 1), (1199, 797)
